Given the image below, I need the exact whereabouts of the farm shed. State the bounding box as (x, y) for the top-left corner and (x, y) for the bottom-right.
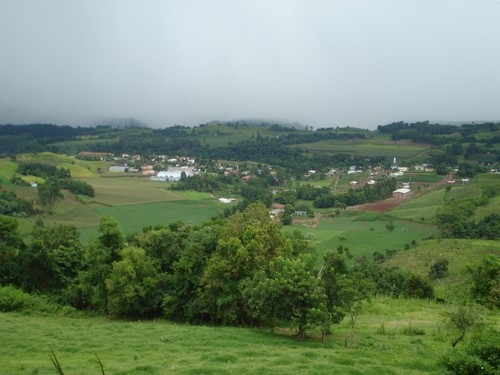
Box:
(392, 188), (411, 199)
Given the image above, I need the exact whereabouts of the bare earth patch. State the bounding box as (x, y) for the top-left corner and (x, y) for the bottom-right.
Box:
(354, 199), (401, 212)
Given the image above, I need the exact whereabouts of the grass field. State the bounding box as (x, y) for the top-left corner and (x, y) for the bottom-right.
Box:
(284, 213), (437, 263)
(1, 296), (497, 375)
(383, 238), (500, 302)
(389, 189), (446, 223)
(394, 172), (443, 183)
(0, 158), (18, 183)
(294, 139), (427, 161)
(15, 152), (111, 178)
(92, 199), (223, 232)
(80, 177), (185, 206)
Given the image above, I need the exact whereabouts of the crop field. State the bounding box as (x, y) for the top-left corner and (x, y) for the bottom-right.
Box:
(2, 296), (497, 375)
(70, 179), (228, 242)
(93, 199), (223, 232)
(40, 192), (101, 228)
(80, 177), (185, 206)
(285, 213), (437, 262)
(394, 173), (443, 183)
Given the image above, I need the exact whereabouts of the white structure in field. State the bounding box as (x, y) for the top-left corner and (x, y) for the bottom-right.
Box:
(151, 167), (195, 181)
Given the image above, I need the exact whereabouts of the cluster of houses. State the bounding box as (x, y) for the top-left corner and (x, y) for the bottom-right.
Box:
(87, 151), (479, 201)
(99, 154), (198, 182)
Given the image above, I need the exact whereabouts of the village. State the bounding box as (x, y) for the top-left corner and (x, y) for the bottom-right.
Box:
(77, 151), (472, 214)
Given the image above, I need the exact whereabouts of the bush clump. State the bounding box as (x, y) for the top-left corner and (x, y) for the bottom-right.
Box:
(440, 327), (500, 375)
(0, 285), (31, 312)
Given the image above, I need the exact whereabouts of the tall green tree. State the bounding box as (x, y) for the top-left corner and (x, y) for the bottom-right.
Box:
(242, 254), (327, 339)
(162, 223), (220, 323)
(468, 256), (500, 309)
(0, 216), (26, 286)
(28, 223), (83, 293)
(105, 246), (161, 317)
(72, 215), (124, 311)
(200, 203), (287, 324)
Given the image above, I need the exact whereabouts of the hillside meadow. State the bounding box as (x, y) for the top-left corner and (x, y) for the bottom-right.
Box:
(382, 238), (500, 302)
(1, 296), (497, 375)
(284, 214), (437, 263)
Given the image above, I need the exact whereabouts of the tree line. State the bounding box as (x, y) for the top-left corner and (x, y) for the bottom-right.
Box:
(2, 204), (471, 339)
(9, 162), (95, 207)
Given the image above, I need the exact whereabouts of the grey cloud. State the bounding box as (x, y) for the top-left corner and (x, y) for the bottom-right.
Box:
(0, 0), (499, 128)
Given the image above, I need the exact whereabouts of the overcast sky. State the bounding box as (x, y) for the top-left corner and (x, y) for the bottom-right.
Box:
(1, 1), (499, 129)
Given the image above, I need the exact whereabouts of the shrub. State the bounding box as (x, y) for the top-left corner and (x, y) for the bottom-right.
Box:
(403, 273), (434, 299)
(386, 221), (395, 231)
(440, 327), (500, 375)
(0, 285), (31, 312)
(429, 259), (449, 279)
(400, 322), (426, 336)
(372, 251), (385, 263)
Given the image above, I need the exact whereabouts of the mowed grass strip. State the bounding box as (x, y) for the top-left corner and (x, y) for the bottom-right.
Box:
(3, 296), (494, 375)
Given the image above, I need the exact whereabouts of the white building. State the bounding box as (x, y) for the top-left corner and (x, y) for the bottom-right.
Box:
(152, 167), (195, 181)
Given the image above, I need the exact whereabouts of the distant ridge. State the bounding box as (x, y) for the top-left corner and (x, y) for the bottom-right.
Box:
(90, 117), (150, 128)
(202, 118), (307, 129)
(433, 120), (500, 125)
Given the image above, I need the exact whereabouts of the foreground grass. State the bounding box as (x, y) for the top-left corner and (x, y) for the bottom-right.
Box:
(3, 297), (495, 375)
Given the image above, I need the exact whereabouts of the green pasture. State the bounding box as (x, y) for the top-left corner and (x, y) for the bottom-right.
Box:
(294, 139), (427, 160)
(80, 177), (184, 206)
(285, 213), (437, 262)
(395, 173), (442, 183)
(13, 153), (110, 178)
(39, 192), (101, 229)
(49, 128), (151, 154)
(93, 199), (222, 232)
(3, 296), (497, 375)
(78, 192), (230, 243)
(383, 238), (500, 302)
(390, 189), (446, 222)
(474, 194), (500, 221)
(196, 123), (291, 147)
(443, 182), (482, 203)
(0, 158), (18, 183)
(389, 182), (482, 223)
(48, 138), (116, 155)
